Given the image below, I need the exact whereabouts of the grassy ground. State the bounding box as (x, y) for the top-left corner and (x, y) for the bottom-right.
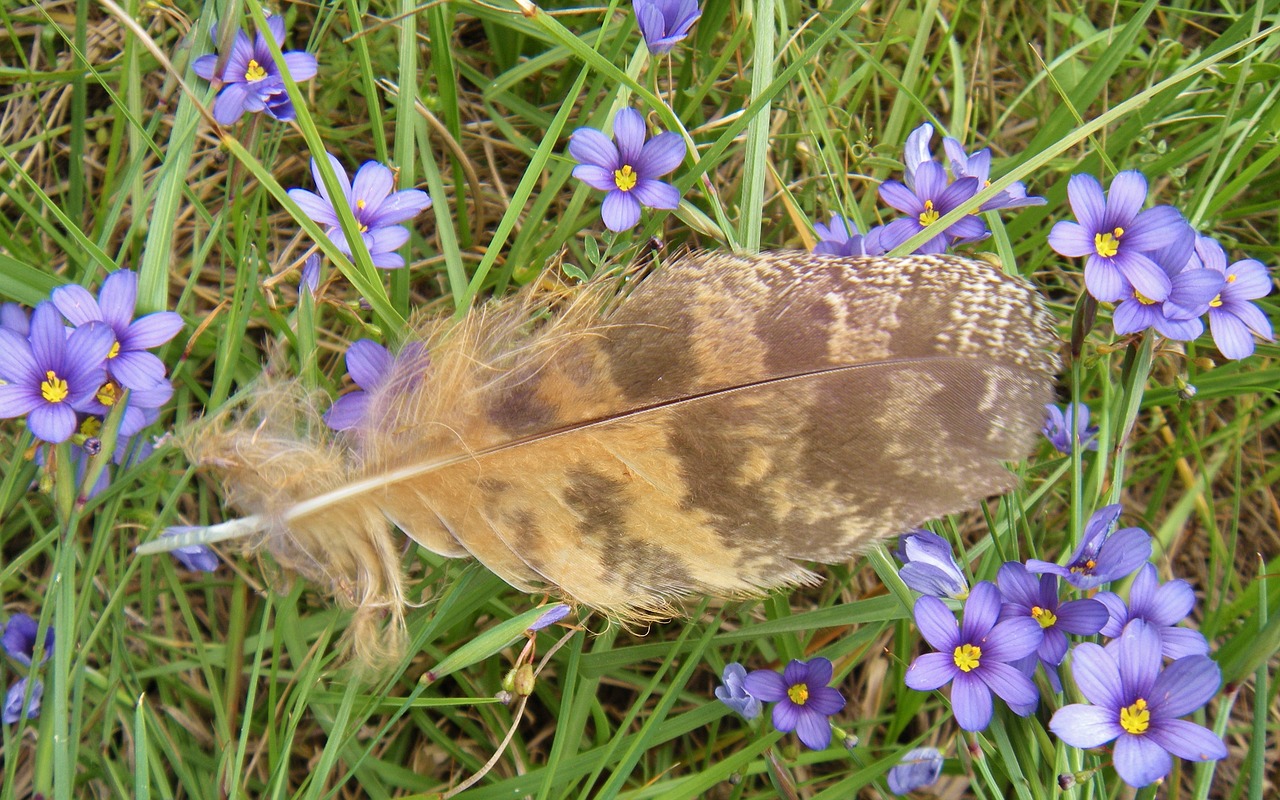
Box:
(0, 0), (1277, 797)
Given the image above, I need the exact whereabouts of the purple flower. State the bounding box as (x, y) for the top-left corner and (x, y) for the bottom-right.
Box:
(324, 340), (428, 433)
(877, 162), (986, 255)
(996, 562), (1107, 689)
(0, 303), (29, 335)
(812, 215), (885, 257)
(633, 0), (701, 55)
(569, 108), (686, 232)
(894, 529), (969, 599)
(0, 302), (114, 444)
(1047, 172), (1186, 303)
(191, 15), (318, 124)
(1112, 267), (1224, 342)
(1193, 235), (1275, 359)
(300, 253), (321, 295)
(170, 542), (221, 572)
(1095, 564), (1209, 660)
(1025, 505), (1152, 590)
(942, 137), (1045, 211)
(714, 662), (762, 720)
(288, 153), (433, 270)
(887, 746), (944, 795)
(1049, 621), (1226, 788)
(51, 270), (183, 392)
(528, 603), (571, 632)
(1043, 403), (1099, 454)
(2, 678), (43, 724)
(80, 378), (174, 439)
(744, 657), (845, 749)
(2, 614), (53, 668)
(904, 582), (1041, 731)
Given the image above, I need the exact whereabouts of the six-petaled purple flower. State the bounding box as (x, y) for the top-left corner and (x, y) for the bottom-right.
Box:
(1043, 403), (1099, 454)
(895, 529), (969, 599)
(1025, 505), (1151, 590)
(744, 657), (845, 749)
(878, 162), (986, 254)
(904, 581), (1041, 730)
(569, 108), (686, 232)
(0, 302), (115, 444)
(2, 614), (53, 668)
(715, 662), (762, 720)
(289, 153), (433, 270)
(1048, 172), (1186, 303)
(813, 215), (885, 257)
(1192, 235), (1275, 359)
(192, 16), (318, 124)
(996, 562), (1107, 690)
(1095, 563), (1209, 660)
(633, 0), (701, 55)
(1050, 620), (1226, 788)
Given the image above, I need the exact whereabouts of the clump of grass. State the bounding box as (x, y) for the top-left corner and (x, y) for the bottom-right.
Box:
(0, 1), (1275, 798)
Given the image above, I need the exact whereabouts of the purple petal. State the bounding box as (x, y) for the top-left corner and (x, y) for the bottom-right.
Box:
(804, 657), (833, 687)
(1113, 298), (1161, 335)
(996, 561), (1040, 608)
(630, 179), (681, 210)
(1038, 628), (1069, 665)
(3, 677), (43, 724)
(51, 284), (102, 326)
(350, 162), (395, 216)
(1084, 257), (1132, 303)
(1094, 526), (1153, 583)
(781, 659), (809, 687)
(123, 312), (184, 350)
(369, 250), (406, 270)
(1208, 309), (1257, 359)
(224, 31), (255, 81)
(345, 340), (392, 390)
(805, 685), (845, 716)
(1056, 598), (1108, 635)
(568, 128), (619, 171)
(635, 132), (685, 178)
(878, 181), (923, 215)
(288, 189), (340, 227)
(877, 219), (923, 253)
(28, 403), (78, 443)
(0, 329), (39, 386)
(1113, 733), (1172, 788)
(1132, 567), (1187, 624)
(312, 153), (353, 208)
(368, 189), (432, 226)
(900, 563), (966, 598)
(601, 191), (641, 232)
(946, 215), (989, 241)
(905, 652), (957, 691)
(1111, 250), (1173, 302)
(1147, 718), (1227, 762)
(1148, 655), (1220, 719)
(1049, 703), (1122, 748)
(886, 747), (944, 795)
(913, 595), (959, 651)
(978, 660), (1038, 712)
(365, 226), (411, 255)
(323, 391), (370, 431)
(1023, 559), (1070, 580)
(97, 270), (138, 331)
(1095, 591), (1128, 636)
(1103, 171), (1148, 226)
(172, 544), (220, 572)
(612, 108), (647, 166)
(1223, 259), (1273, 299)
(63, 322), (115, 384)
(108, 351), (168, 391)
(212, 83), (251, 124)
(950, 672), (993, 731)
(1160, 627), (1210, 660)
(960, 581), (1001, 641)
(573, 164), (620, 192)
(1155, 313), (1207, 341)
(191, 53), (218, 81)
(935, 176), (981, 213)
(1065, 174), (1107, 230)
(1122, 205), (1186, 252)
(913, 162), (947, 202)
(282, 52), (317, 82)
(1116, 621), (1162, 698)
(0, 384), (42, 419)
(743, 670), (788, 702)
(770, 698), (799, 732)
(981, 617), (1043, 662)
(793, 708), (832, 749)
(1069, 643), (1124, 709)
(263, 14), (286, 45)
(29, 303), (68, 372)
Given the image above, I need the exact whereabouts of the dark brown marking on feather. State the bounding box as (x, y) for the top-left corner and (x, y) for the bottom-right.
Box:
(487, 366), (560, 435)
(602, 294), (701, 402)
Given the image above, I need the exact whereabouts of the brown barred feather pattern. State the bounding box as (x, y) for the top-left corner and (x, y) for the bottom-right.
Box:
(183, 251), (1059, 663)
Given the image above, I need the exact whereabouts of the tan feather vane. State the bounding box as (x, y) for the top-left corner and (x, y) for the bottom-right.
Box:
(147, 251), (1058, 661)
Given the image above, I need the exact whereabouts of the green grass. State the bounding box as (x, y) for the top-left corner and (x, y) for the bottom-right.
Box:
(1, 0), (1277, 797)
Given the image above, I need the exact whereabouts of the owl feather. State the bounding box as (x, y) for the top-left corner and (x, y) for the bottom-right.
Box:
(164, 251), (1059, 664)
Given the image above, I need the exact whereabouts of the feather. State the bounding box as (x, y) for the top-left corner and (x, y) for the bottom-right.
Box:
(157, 251), (1059, 662)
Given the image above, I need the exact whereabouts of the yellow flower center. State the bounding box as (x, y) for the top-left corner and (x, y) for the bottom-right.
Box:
(96, 381), (118, 407)
(613, 165), (638, 192)
(953, 643), (981, 672)
(1031, 606), (1057, 629)
(918, 199), (940, 226)
(1070, 558), (1097, 575)
(40, 370), (69, 403)
(1119, 698), (1150, 735)
(1209, 294), (1223, 308)
(1094, 227), (1124, 258)
(1134, 290), (1156, 306)
(107, 341), (120, 359)
(787, 683), (809, 705)
(80, 417), (102, 437)
(244, 59), (267, 82)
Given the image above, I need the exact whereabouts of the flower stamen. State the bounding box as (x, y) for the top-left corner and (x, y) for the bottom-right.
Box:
(787, 683), (809, 705)
(952, 643), (982, 672)
(1119, 698), (1150, 735)
(1209, 294), (1223, 308)
(244, 59), (268, 82)
(96, 381), (118, 407)
(613, 165), (638, 192)
(918, 199), (940, 227)
(1134, 290), (1156, 306)
(1031, 606), (1057, 628)
(40, 371), (68, 404)
(107, 341), (120, 359)
(1094, 227), (1124, 258)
